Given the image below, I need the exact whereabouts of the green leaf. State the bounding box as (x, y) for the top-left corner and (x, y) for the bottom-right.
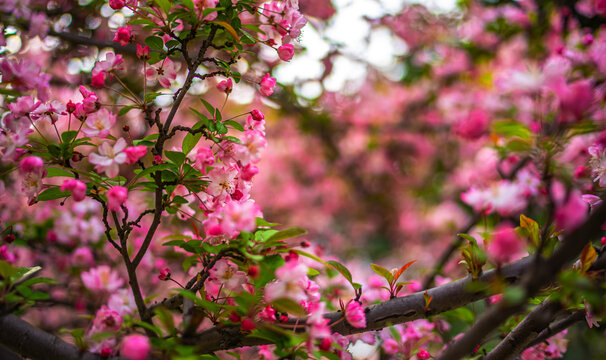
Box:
(266, 227), (307, 242)
(154, 0), (171, 14)
(61, 130), (78, 143)
(256, 218), (279, 227)
(200, 98), (215, 115)
(326, 260), (353, 284)
(271, 298), (306, 316)
(118, 105), (136, 116)
(458, 233), (478, 245)
(45, 167), (75, 178)
(19, 277), (57, 287)
(181, 0), (194, 11)
(224, 120), (244, 132)
(166, 150), (186, 166)
(48, 144), (61, 158)
(131, 163), (171, 183)
(292, 249), (325, 264)
(145, 35), (165, 51)
(222, 136), (241, 143)
(492, 121), (531, 139)
(37, 187), (69, 201)
(182, 122), (205, 155)
(370, 264), (394, 284)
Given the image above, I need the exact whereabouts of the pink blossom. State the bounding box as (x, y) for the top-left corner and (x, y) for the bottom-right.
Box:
(453, 109), (489, 140)
(19, 156), (45, 202)
(107, 186), (128, 212)
(221, 199), (263, 236)
(91, 72), (106, 88)
(345, 301), (366, 328)
(145, 58), (177, 88)
(121, 335), (151, 360)
(240, 164), (259, 181)
(278, 44), (294, 61)
(259, 73), (276, 96)
(124, 145), (147, 164)
(89, 138), (128, 178)
(8, 96), (40, 116)
(217, 78), (233, 94)
(209, 259), (247, 291)
(207, 165), (238, 198)
(81, 265), (124, 293)
(554, 79), (594, 123)
(113, 26), (132, 46)
(72, 247), (94, 267)
(555, 192), (588, 231)
(265, 259), (309, 303)
(93, 305), (123, 332)
(382, 338), (400, 355)
(193, 146), (215, 173)
(60, 179), (87, 201)
(235, 130), (267, 165)
(30, 100), (66, 124)
(93, 52), (124, 77)
(83, 108), (116, 138)
(487, 224), (523, 264)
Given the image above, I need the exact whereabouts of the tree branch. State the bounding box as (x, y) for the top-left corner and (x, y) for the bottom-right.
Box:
(437, 198), (606, 360)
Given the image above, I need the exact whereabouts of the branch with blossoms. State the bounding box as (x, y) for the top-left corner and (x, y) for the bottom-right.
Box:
(3, 1), (606, 360)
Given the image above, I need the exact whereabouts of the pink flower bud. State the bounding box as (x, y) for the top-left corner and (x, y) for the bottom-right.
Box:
(319, 338), (332, 351)
(4, 234), (15, 243)
(113, 26), (132, 46)
(153, 155), (163, 164)
(66, 100), (76, 113)
(137, 44), (150, 60)
(240, 164), (258, 181)
(345, 301), (366, 328)
(277, 44), (294, 61)
(107, 186), (128, 212)
(241, 318), (256, 331)
(216, 78), (233, 94)
(259, 73), (276, 96)
(19, 156), (44, 174)
(124, 145), (147, 164)
(91, 72), (106, 88)
(60, 179), (87, 201)
(109, 0), (126, 10)
(487, 224), (522, 264)
(250, 109), (264, 121)
(158, 267), (171, 281)
(417, 349), (431, 360)
(121, 334), (150, 360)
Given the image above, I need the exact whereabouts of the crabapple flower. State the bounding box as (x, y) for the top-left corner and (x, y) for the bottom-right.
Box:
(221, 200), (263, 236)
(89, 138), (128, 178)
(265, 259), (309, 303)
(60, 179), (87, 201)
(235, 130), (267, 165)
(555, 191), (588, 231)
(278, 44), (294, 61)
(382, 338), (400, 355)
(19, 156), (45, 202)
(113, 26), (132, 46)
(146, 58), (177, 88)
(124, 145), (147, 164)
(30, 100), (66, 124)
(92, 305), (123, 332)
(453, 109), (489, 140)
(207, 165), (238, 198)
(217, 78), (233, 94)
(589, 144), (606, 187)
(81, 265), (124, 293)
(83, 108), (116, 138)
(107, 186), (128, 212)
(72, 247), (94, 267)
(240, 164), (259, 181)
(208, 259), (247, 291)
(487, 224), (523, 264)
(345, 301), (366, 328)
(121, 335), (150, 360)
(193, 146), (215, 173)
(259, 73), (276, 96)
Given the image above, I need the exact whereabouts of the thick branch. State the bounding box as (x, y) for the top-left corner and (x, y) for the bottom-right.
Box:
(482, 300), (562, 360)
(0, 314), (120, 360)
(437, 199), (606, 360)
(184, 256), (534, 352)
